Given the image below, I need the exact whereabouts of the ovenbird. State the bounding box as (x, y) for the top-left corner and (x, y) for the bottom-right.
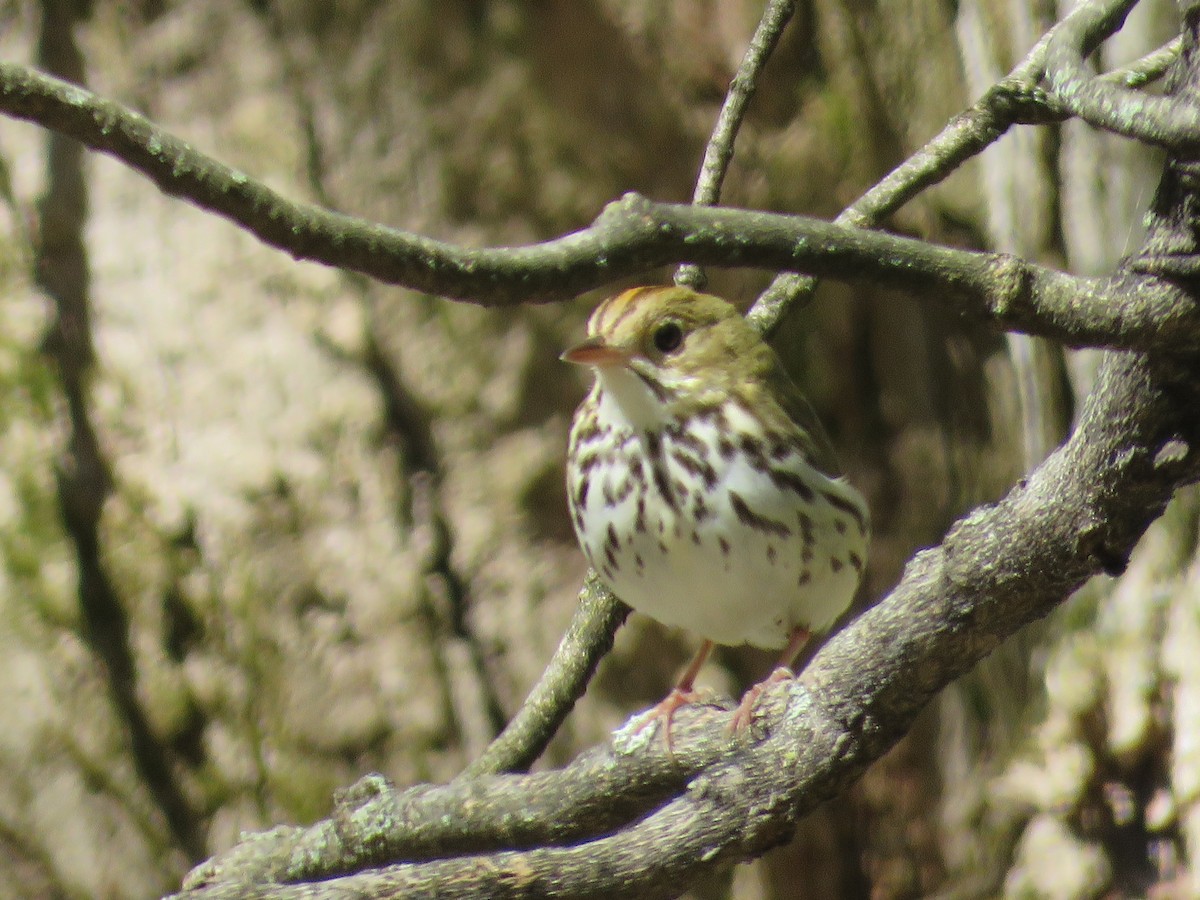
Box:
(563, 286), (869, 739)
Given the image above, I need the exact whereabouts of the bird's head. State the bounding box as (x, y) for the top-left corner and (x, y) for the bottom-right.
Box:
(562, 286), (772, 423)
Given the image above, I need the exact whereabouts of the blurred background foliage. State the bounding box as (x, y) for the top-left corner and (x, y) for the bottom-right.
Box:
(0, 0), (1193, 896)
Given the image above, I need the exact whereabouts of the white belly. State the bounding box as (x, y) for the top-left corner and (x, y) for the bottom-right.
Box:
(568, 407), (868, 649)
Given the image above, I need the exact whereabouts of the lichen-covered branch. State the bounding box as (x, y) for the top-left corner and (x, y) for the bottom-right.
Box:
(171, 345), (1200, 899)
(1044, 0), (1200, 150)
(181, 718), (723, 892)
(2, 61), (1199, 350)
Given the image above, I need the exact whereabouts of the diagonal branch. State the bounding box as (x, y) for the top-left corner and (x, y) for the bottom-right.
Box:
(688, 0), (796, 209)
(171, 346), (1200, 900)
(749, 0), (1165, 333)
(2, 63), (1198, 349)
(462, 574), (629, 777)
(676, 0), (797, 291)
(1044, 0), (1200, 150)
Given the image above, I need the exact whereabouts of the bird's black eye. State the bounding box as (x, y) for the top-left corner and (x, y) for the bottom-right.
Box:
(652, 321), (684, 354)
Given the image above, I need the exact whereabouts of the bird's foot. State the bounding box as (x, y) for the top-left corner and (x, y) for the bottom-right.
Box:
(729, 666), (795, 735)
(631, 686), (702, 754)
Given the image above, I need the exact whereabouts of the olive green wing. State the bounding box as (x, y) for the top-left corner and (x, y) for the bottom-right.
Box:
(767, 364), (844, 478)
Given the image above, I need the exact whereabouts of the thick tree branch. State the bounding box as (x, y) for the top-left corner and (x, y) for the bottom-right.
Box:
(181, 710), (727, 892)
(3, 62), (1199, 350)
(164, 5), (1200, 895)
(172, 343), (1200, 899)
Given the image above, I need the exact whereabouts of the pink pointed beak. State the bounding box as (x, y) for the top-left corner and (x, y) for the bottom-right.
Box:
(561, 337), (629, 367)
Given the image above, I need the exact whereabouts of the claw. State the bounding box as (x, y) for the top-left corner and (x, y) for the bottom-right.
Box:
(631, 686), (702, 753)
(632, 639), (714, 754)
(729, 666), (794, 733)
(730, 626), (811, 735)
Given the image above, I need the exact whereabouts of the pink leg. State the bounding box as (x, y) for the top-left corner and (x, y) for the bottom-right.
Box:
(730, 627), (811, 733)
(632, 640), (714, 752)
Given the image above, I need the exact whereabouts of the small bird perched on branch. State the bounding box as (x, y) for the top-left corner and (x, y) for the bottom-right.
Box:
(563, 285), (869, 742)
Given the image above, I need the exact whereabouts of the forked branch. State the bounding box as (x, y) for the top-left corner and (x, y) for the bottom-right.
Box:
(171, 2), (1200, 896)
(0, 53), (1197, 349)
(174, 350), (1200, 899)
(3, 0), (1198, 896)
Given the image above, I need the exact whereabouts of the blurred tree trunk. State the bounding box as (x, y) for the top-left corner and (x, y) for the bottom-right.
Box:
(0, 1), (1190, 897)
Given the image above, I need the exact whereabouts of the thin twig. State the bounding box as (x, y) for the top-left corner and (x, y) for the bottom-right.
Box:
(747, 0), (1157, 335)
(676, 0), (797, 290)
(1045, 0), (1200, 150)
(463, 575), (630, 777)
(1103, 35), (1181, 88)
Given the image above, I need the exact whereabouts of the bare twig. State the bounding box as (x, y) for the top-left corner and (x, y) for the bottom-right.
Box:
(747, 0), (1167, 335)
(1045, 0), (1200, 150)
(676, 0), (797, 290)
(1105, 35), (1182, 88)
(463, 574), (630, 777)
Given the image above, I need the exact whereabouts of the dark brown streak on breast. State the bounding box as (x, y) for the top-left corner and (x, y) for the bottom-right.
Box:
(633, 368), (671, 403)
(738, 434), (770, 471)
(665, 420), (707, 456)
(670, 448), (718, 490)
(644, 430), (679, 510)
(767, 467), (815, 501)
(821, 489), (869, 535)
(575, 449), (602, 472)
(573, 409), (603, 446)
(729, 491), (792, 537)
(604, 476), (634, 507)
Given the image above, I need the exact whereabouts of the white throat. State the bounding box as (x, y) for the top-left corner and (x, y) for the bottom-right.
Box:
(594, 365), (670, 431)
